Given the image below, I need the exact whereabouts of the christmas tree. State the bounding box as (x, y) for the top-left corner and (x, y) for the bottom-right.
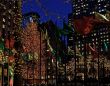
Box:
(21, 21), (46, 83)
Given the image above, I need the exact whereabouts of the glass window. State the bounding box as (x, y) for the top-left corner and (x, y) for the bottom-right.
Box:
(3, 18), (5, 22)
(2, 24), (5, 28)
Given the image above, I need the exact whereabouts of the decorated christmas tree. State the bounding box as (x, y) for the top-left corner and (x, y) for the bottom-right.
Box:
(20, 20), (46, 84)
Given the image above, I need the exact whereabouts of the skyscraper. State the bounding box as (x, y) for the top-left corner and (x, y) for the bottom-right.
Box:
(68, 0), (110, 55)
(0, 0), (22, 33)
(67, 0), (110, 83)
(72, 0), (110, 17)
(0, 1), (22, 86)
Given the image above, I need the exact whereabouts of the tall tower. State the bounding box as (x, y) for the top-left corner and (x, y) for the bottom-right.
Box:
(0, 0), (22, 33)
(68, 0), (110, 55)
(0, 0), (22, 86)
(72, 0), (109, 17)
(68, 0), (110, 82)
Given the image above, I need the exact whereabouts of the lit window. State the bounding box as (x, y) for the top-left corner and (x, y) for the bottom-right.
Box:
(3, 18), (5, 22)
(93, 11), (95, 14)
(78, 45), (80, 47)
(101, 48), (103, 51)
(8, 22), (11, 26)
(76, 13), (78, 15)
(104, 5), (107, 7)
(106, 35), (108, 37)
(2, 25), (5, 28)
(84, 10), (87, 13)
(90, 12), (92, 14)
(101, 9), (104, 11)
(8, 16), (11, 19)
(99, 10), (101, 12)
(94, 33), (96, 36)
(81, 5), (84, 7)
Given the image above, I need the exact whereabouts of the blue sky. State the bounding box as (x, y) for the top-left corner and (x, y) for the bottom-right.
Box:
(22, 0), (72, 27)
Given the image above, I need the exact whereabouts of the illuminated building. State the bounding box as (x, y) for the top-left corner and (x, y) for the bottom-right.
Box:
(68, 0), (110, 55)
(67, 0), (110, 82)
(0, 0), (22, 34)
(0, 1), (22, 86)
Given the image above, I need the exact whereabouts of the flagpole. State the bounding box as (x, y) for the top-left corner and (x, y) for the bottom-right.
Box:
(64, 35), (67, 86)
(2, 61), (4, 86)
(2, 30), (4, 86)
(45, 33), (48, 86)
(40, 28), (42, 85)
(55, 21), (58, 86)
(73, 32), (77, 86)
(8, 31), (10, 86)
(55, 39), (58, 86)
(32, 51), (34, 85)
(97, 27), (100, 86)
(84, 35), (87, 86)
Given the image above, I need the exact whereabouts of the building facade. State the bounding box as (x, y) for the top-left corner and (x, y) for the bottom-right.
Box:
(68, 0), (110, 82)
(68, 0), (110, 55)
(0, 1), (22, 86)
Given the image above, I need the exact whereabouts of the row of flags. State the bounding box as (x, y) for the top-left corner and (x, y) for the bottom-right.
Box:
(42, 19), (109, 63)
(32, 11), (110, 64)
(24, 11), (110, 53)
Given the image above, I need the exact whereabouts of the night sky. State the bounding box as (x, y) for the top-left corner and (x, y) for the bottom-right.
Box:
(22, 0), (72, 27)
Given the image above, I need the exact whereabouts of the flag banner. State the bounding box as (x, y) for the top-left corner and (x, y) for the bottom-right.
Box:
(44, 29), (53, 52)
(86, 44), (98, 60)
(76, 45), (83, 57)
(102, 41), (110, 59)
(73, 16), (94, 35)
(63, 22), (73, 34)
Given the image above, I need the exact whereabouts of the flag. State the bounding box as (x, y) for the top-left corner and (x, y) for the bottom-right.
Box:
(44, 29), (53, 52)
(54, 25), (62, 38)
(68, 46), (74, 55)
(54, 24), (69, 37)
(76, 46), (83, 57)
(87, 44), (98, 60)
(73, 16), (94, 35)
(68, 46), (82, 57)
(63, 22), (73, 34)
(0, 38), (4, 50)
(103, 41), (108, 52)
(9, 66), (14, 86)
(10, 79), (13, 86)
(5, 36), (15, 49)
(102, 42), (110, 59)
